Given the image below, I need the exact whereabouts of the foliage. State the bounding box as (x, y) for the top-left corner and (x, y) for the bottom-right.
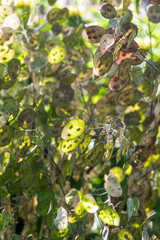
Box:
(0, 0), (160, 239)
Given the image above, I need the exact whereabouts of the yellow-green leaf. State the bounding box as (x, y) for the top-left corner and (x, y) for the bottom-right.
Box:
(82, 194), (99, 213)
(98, 205), (120, 226)
(61, 119), (85, 140)
(48, 46), (66, 64)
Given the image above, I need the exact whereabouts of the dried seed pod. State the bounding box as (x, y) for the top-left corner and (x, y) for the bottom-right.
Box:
(52, 86), (74, 106)
(0, 5), (13, 25)
(147, 5), (160, 23)
(82, 25), (107, 44)
(18, 109), (35, 129)
(99, 0), (122, 7)
(93, 51), (113, 76)
(100, 4), (117, 19)
(47, 8), (69, 24)
(149, 0), (160, 4)
(124, 111), (141, 125)
(76, 68), (93, 83)
(118, 58), (131, 80)
(109, 73), (130, 91)
(100, 34), (115, 54)
(2, 14), (20, 33)
(116, 9), (133, 24)
(117, 89), (136, 106)
(122, 22), (138, 38)
(104, 173), (122, 197)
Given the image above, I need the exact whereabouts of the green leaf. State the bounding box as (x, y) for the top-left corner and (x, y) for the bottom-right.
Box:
(61, 119), (85, 140)
(0, 185), (8, 197)
(133, 197), (139, 216)
(0, 209), (11, 237)
(127, 198), (134, 221)
(37, 199), (51, 216)
(12, 234), (22, 240)
(98, 205), (120, 226)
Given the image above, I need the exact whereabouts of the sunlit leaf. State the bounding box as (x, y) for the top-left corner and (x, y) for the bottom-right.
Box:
(98, 205), (120, 226)
(75, 201), (86, 215)
(61, 119), (85, 140)
(117, 230), (134, 239)
(0, 49), (15, 63)
(68, 211), (87, 223)
(48, 46), (66, 64)
(0, 45), (9, 58)
(79, 134), (91, 153)
(50, 226), (69, 240)
(110, 167), (124, 182)
(82, 194), (99, 213)
(61, 133), (84, 152)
